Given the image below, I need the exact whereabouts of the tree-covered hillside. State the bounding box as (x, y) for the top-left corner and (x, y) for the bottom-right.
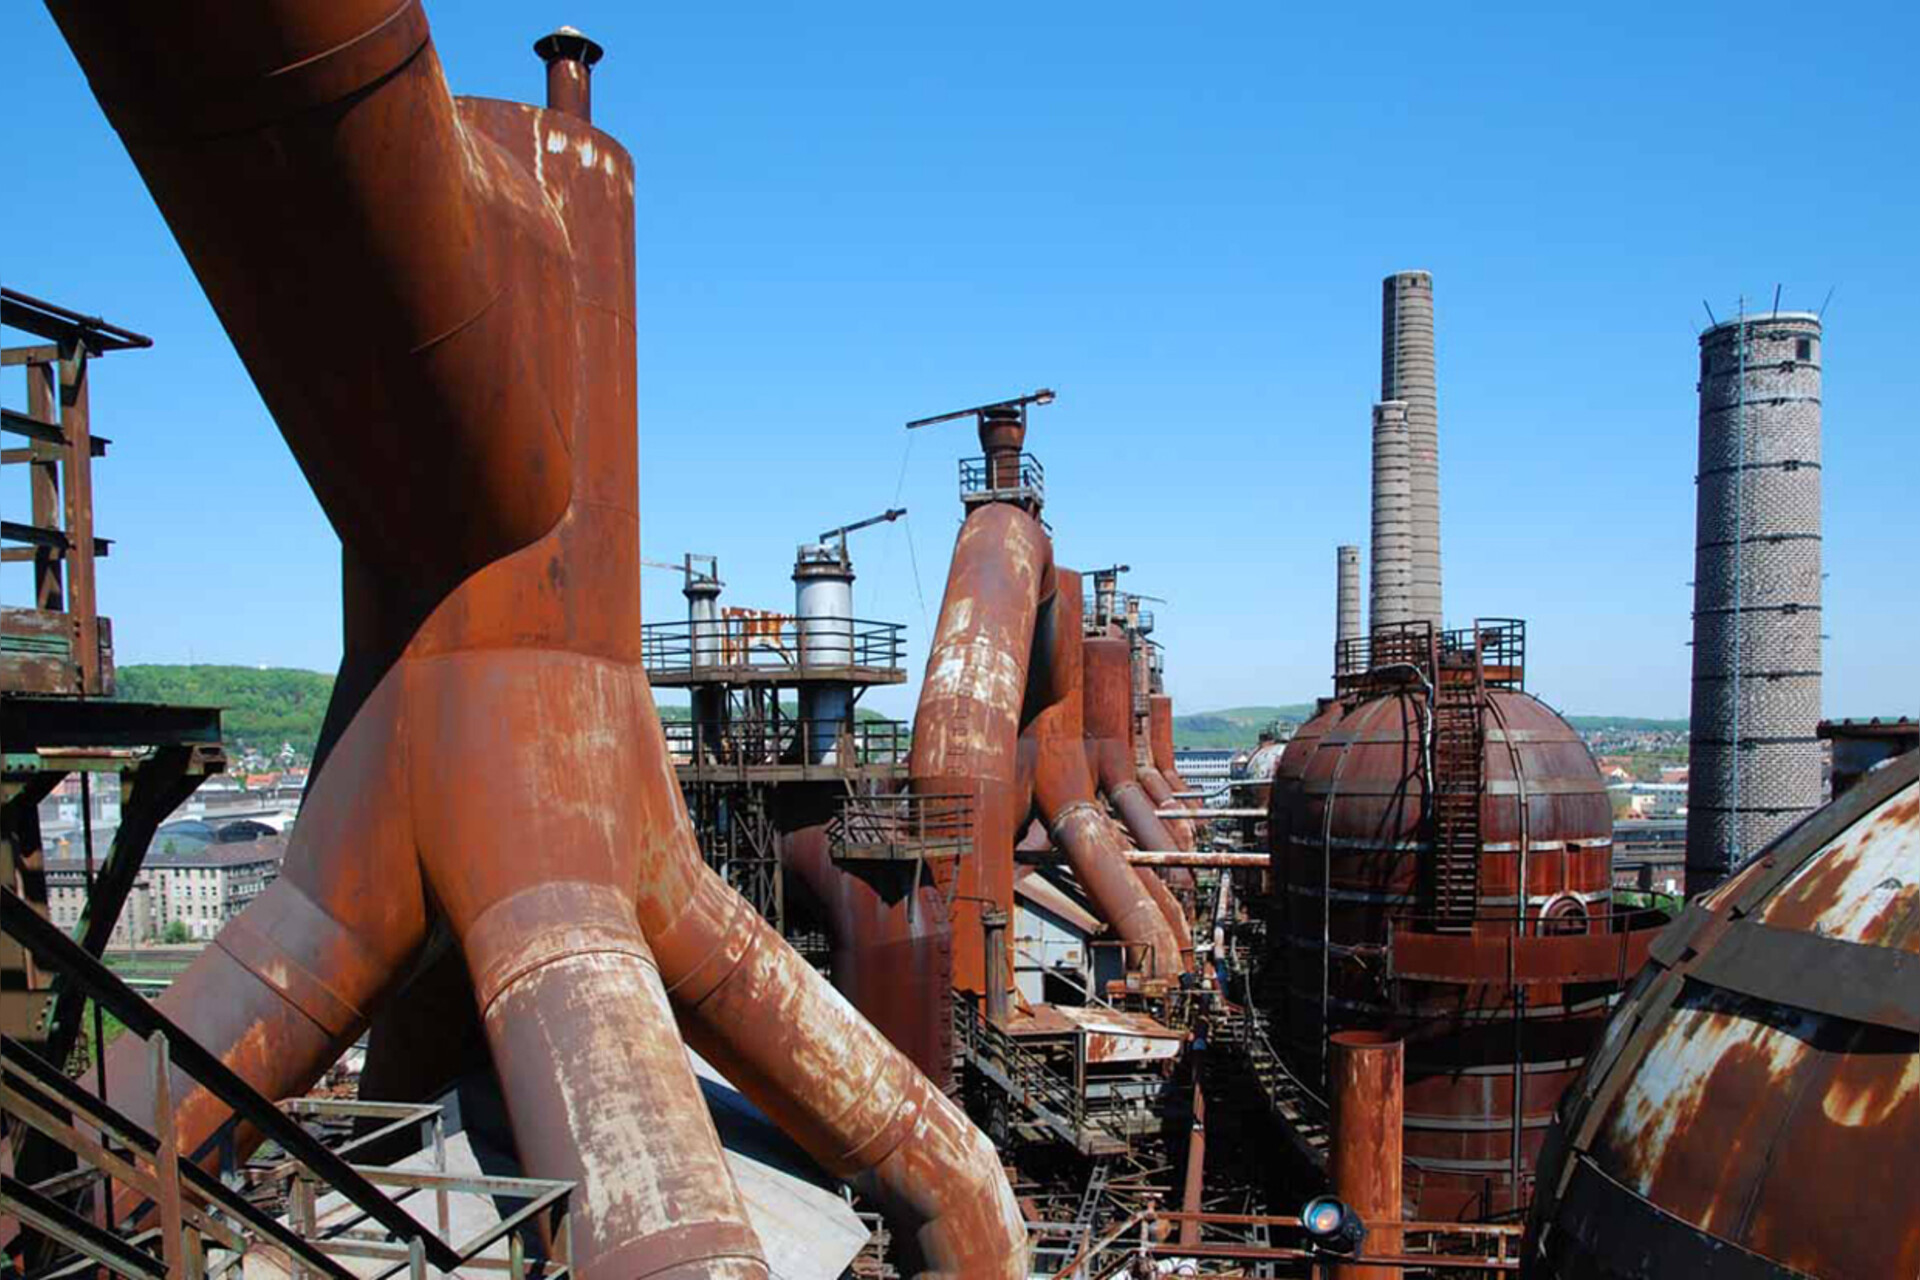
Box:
(115, 665), (334, 759)
(1172, 704), (1319, 749)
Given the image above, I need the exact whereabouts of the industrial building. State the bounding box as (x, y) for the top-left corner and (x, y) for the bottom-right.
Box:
(2, 8), (1911, 1280)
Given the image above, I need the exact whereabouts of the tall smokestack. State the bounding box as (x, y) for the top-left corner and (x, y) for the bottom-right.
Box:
(1369, 401), (1412, 631)
(1382, 271), (1441, 629)
(1685, 309), (1824, 896)
(1336, 544), (1362, 672)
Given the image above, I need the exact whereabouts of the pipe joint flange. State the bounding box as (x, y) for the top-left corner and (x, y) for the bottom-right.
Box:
(463, 881), (657, 1017)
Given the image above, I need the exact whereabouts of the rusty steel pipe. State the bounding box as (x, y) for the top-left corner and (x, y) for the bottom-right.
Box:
(533, 27), (602, 122)
(1082, 634), (1193, 953)
(1084, 636), (1183, 857)
(59, 8), (1026, 1277)
(1329, 1031), (1405, 1280)
(1180, 1079), (1207, 1249)
(1027, 572), (1183, 979)
(908, 501), (1051, 998)
(1137, 763), (1196, 852)
(48, 1), (575, 596)
(778, 820), (953, 1086)
(624, 679), (1026, 1279)
(1145, 696), (1200, 854)
(1150, 694), (1202, 829)
(1127, 851), (1271, 868)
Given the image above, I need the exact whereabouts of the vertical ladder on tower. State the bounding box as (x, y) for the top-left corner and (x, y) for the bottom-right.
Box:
(1428, 646), (1485, 932)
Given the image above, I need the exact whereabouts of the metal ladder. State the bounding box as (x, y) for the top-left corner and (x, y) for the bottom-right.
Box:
(1428, 657), (1485, 931)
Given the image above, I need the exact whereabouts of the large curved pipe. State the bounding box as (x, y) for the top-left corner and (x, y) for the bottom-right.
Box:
(908, 501), (1051, 998)
(1084, 636), (1181, 854)
(1149, 693), (1203, 854)
(1081, 636), (1194, 957)
(1028, 573), (1182, 978)
(100, 675), (429, 1175)
(777, 819), (953, 1086)
(64, 6), (1025, 1275)
(632, 677), (1029, 1280)
(46, 0), (573, 592)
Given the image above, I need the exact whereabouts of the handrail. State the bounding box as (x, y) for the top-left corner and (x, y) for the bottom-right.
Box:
(1045, 1206), (1523, 1278)
(3, 887), (464, 1271)
(959, 453), (1045, 505)
(664, 716), (911, 767)
(828, 792), (973, 862)
(640, 614), (906, 676)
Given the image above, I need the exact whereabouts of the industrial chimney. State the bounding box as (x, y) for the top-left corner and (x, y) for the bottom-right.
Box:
(1369, 401), (1412, 631)
(1685, 309), (1824, 896)
(1335, 544), (1362, 672)
(1382, 270), (1441, 629)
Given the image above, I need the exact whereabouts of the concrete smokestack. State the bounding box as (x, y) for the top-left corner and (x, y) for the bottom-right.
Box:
(1382, 271), (1441, 629)
(1685, 310), (1824, 896)
(1336, 544), (1362, 672)
(1369, 401), (1412, 631)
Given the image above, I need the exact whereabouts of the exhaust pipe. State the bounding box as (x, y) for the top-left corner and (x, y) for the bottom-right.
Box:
(1028, 572), (1183, 978)
(908, 497), (1050, 1001)
(57, 6), (1025, 1276)
(1082, 635), (1194, 958)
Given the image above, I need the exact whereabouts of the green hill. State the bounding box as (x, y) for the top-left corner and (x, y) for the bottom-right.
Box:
(1172, 704), (1318, 750)
(115, 664), (335, 758)
(1565, 715), (1689, 733)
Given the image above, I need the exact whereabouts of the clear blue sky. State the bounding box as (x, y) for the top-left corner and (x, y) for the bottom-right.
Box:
(4, 2), (1914, 723)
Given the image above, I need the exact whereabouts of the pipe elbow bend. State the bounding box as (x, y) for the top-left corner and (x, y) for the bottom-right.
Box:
(851, 1071), (1029, 1280)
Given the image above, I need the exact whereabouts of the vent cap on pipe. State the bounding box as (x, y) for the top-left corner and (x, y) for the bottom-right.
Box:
(534, 27), (605, 121)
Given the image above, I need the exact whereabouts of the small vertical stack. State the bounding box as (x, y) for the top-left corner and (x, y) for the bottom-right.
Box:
(1335, 545), (1362, 672)
(1685, 311), (1825, 895)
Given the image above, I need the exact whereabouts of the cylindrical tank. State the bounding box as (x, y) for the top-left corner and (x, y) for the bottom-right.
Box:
(1686, 311), (1823, 895)
(1268, 687), (1628, 1220)
(1336, 544), (1362, 672)
(1529, 750), (1919, 1280)
(1382, 270), (1440, 630)
(794, 542), (854, 763)
(685, 573), (724, 760)
(1369, 401), (1412, 632)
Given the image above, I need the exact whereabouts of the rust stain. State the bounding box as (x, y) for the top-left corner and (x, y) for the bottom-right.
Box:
(1758, 779), (1920, 950)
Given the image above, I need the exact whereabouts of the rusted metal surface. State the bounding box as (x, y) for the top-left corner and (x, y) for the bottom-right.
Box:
(1083, 636), (1182, 854)
(779, 817), (960, 1090)
(1529, 751), (1920, 1280)
(908, 499), (1050, 997)
(56, 8), (1025, 1277)
(1179, 1078), (1206, 1248)
(1028, 571), (1184, 977)
(1080, 633), (1194, 955)
(2, 290), (145, 697)
(1329, 1031), (1404, 1280)
(1124, 850), (1271, 868)
(1267, 684), (1663, 1220)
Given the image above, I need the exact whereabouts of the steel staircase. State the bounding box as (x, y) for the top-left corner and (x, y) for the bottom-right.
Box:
(1428, 657), (1485, 932)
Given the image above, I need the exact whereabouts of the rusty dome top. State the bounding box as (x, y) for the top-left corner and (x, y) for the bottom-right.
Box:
(1527, 749), (1920, 1280)
(1272, 687), (1613, 854)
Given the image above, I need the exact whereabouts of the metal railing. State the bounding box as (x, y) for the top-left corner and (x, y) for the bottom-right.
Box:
(827, 792), (972, 863)
(664, 716), (911, 767)
(641, 614), (905, 678)
(3, 887), (575, 1280)
(952, 996), (1160, 1155)
(958, 452), (1045, 506)
(1335, 618), (1527, 695)
(1045, 1206), (1522, 1279)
